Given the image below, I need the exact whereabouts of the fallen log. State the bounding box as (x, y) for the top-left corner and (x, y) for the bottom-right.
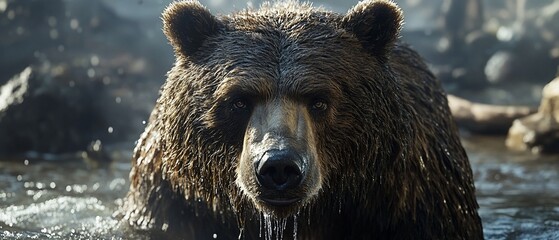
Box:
(447, 94), (537, 134)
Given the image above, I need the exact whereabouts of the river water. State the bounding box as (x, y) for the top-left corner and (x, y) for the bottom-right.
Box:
(0, 135), (558, 239)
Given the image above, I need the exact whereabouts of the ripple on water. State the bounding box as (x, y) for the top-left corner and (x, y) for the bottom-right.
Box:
(465, 135), (559, 240)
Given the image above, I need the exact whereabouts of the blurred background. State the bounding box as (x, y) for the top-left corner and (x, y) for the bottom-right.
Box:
(1, 0), (558, 239)
(1, 0), (559, 155)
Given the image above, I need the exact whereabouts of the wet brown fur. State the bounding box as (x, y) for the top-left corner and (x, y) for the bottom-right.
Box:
(121, 0), (483, 239)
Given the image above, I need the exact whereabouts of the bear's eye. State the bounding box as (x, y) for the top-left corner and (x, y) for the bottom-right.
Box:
(310, 100), (328, 111)
(232, 99), (248, 109)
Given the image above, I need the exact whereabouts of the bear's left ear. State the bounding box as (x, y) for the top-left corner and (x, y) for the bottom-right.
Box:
(341, 0), (403, 59)
(162, 1), (222, 59)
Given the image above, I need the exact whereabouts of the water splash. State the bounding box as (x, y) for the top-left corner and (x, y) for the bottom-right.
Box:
(0, 196), (133, 239)
(1, 136), (558, 239)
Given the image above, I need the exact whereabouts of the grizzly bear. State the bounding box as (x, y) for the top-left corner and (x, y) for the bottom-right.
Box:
(121, 0), (483, 239)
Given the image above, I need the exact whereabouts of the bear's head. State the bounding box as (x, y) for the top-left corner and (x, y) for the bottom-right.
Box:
(159, 0), (403, 218)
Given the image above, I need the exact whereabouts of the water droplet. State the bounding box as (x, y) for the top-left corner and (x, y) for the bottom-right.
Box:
(87, 68), (95, 78)
(7, 10), (15, 20)
(115, 97), (122, 103)
(49, 182), (56, 189)
(293, 213), (298, 240)
(0, 1), (6, 12)
(108, 126), (113, 133)
(264, 213), (272, 240)
(109, 178), (126, 191)
(16, 175), (22, 181)
(279, 218), (287, 240)
(102, 76), (111, 85)
(212, 233), (217, 238)
(16, 26), (24, 35)
(90, 55), (99, 66)
(32, 190), (44, 201)
(49, 29), (58, 39)
(70, 19), (79, 30)
(142, 120), (146, 125)
(23, 159), (29, 165)
(92, 140), (102, 152)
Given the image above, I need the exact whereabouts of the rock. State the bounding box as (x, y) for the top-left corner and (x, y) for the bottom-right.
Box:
(0, 0), (170, 157)
(506, 77), (559, 154)
(0, 61), (149, 156)
(485, 37), (558, 85)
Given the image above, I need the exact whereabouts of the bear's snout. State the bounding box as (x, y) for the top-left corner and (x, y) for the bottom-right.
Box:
(235, 99), (322, 216)
(255, 149), (305, 192)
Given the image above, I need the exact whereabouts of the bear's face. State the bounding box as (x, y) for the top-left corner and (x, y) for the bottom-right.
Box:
(161, 0), (402, 218)
(205, 24), (345, 217)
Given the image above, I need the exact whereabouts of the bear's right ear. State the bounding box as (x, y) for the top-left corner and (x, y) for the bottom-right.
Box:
(162, 1), (221, 59)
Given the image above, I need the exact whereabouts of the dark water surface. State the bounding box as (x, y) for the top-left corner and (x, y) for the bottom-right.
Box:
(1, 135), (558, 239)
(463, 135), (559, 239)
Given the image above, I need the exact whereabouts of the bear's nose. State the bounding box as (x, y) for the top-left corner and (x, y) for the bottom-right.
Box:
(255, 149), (304, 190)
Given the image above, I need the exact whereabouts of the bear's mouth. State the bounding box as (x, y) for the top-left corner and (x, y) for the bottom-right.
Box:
(255, 195), (304, 217)
(258, 196), (301, 207)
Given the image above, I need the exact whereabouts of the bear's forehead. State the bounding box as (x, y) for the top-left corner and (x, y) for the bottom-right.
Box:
(202, 5), (376, 100)
(211, 13), (360, 85)
(210, 26), (351, 99)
